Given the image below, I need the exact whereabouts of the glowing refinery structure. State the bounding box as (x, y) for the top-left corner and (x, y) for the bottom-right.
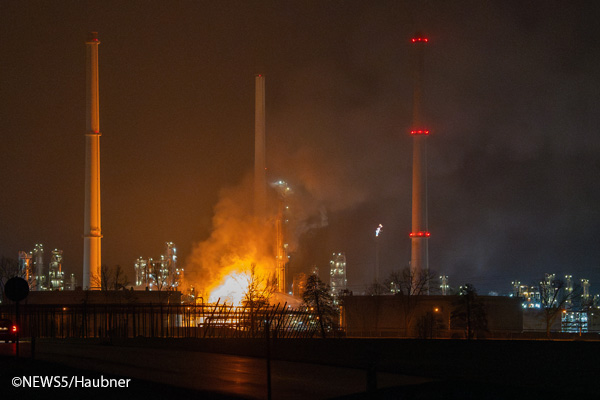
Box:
(18, 245), (71, 291)
(330, 252), (347, 297)
(83, 32), (102, 290)
(32, 243), (47, 290)
(254, 74), (289, 293)
(134, 242), (184, 290)
(409, 33), (430, 292)
(273, 180), (291, 293)
(48, 249), (65, 291)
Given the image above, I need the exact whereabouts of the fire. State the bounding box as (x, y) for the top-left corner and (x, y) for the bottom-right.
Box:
(185, 175), (279, 306)
(208, 270), (250, 305)
(205, 259), (275, 306)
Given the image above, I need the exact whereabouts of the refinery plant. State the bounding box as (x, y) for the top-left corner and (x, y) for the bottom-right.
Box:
(1, 30), (598, 342)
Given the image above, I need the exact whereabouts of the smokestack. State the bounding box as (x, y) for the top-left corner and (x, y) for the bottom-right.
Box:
(409, 33), (430, 293)
(254, 74), (267, 218)
(83, 32), (102, 290)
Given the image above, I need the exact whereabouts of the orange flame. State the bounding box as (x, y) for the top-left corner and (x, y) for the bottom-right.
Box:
(186, 175), (278, 303)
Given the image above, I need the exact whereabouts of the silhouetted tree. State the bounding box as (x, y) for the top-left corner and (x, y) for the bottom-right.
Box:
(451, 284), (488, 339)
(0, 257), (22, 301)
(385, 267), (437, 336)
(302, 274), (338, 338)
(242, 264), (273, 309)
(93, 265), (130, 291)
(365, 282), (387, 295)
(241, 264), (274, 337)
(417, 311), (444, 339)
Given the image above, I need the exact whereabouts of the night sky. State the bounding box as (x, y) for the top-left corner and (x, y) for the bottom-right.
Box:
(1, 0), (599, 295)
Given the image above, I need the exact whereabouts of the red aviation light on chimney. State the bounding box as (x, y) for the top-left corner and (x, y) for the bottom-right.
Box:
(410, 129), (430, 135)
(410, 231), (431, 238)
(412, 37), (429, 43)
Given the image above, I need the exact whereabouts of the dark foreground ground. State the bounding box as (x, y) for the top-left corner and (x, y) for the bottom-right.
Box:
(1, 337), (599, 399)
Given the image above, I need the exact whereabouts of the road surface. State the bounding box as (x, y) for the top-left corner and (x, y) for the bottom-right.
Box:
(0, 341), (429, 399)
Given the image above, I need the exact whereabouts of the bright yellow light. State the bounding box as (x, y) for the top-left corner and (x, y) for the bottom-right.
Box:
(209, 271), (250, 305)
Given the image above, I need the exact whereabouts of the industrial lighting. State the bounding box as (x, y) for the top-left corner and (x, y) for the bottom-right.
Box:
(375, 224), (383, 237)
(410, 231), (431, 237)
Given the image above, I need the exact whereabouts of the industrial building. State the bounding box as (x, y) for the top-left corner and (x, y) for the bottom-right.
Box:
(17, 244), (71, 291)
(511, 274), (598, 333)
(32, 243), (46, 290)
(342, 295), (523, 338)
(439, 276), (449, 295)
(330, 252), (347, 297)
(272, 180), (291, 293)
(134, 242), (183, 291)
(48, 249), (65, 290)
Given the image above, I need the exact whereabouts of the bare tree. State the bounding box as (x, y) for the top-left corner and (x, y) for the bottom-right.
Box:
(92, 265), (130, 291)
(538, 277), (580, 338)
(242, 263), (274, 309)
(365, 282), (388, 295)
(385, 267), (436, 336)
(241, 264), (274, 337)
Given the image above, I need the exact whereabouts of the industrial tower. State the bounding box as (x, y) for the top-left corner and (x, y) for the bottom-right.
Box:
(330, 252), (347, 297)
(409, 33), (430, 292)
(273, 180), (291, 293)
(83, 32), (102, 290)
(254, 74), (267, 219)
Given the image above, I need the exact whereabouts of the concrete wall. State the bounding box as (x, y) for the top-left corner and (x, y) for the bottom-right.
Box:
(342, 295), (522, 338)
(16, 289), (181, 305)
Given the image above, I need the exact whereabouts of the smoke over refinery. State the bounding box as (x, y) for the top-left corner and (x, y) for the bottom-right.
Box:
(185, 174), (276, 302)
